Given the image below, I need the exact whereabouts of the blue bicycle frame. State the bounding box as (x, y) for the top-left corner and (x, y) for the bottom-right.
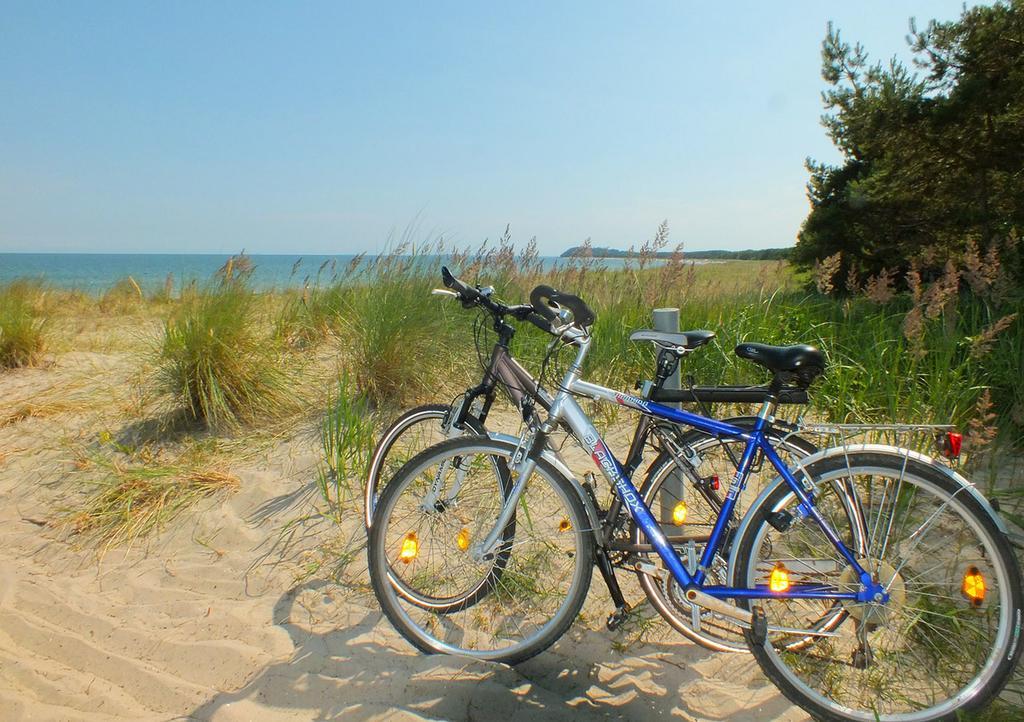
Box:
(507, 332), (886, 608)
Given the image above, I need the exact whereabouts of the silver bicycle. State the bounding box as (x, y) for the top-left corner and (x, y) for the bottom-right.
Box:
(367, 269), (1023, 722)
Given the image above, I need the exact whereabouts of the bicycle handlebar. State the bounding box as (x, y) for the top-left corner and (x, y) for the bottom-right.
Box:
(441, 266), (595, 336)
(441, 266), (555, 333)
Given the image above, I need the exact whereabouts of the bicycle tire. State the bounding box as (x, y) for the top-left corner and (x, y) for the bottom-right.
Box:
(733, 451), (1024, 721)
(368, 436), (594, 665)
(364, 403), (485, 529)
(633, 419), (820, 652)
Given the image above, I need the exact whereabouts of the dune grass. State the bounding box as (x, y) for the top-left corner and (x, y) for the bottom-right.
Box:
(58, 436), (240, 556)
(0, 280), (48, 368)
(8, 237), (1021, 560)
(320, 372), (375, 494)
(155, 257), (296, 429)
(260, 232), (1020, 474)
(98, 276), (145, 314)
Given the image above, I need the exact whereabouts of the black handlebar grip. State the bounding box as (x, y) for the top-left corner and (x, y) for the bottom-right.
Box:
(529, 284), (597, 328)
(529, 285), (560, 321)
(525, 311), (553, 334)
(441, 265), (481, 306)
(441, 265), (468, 294)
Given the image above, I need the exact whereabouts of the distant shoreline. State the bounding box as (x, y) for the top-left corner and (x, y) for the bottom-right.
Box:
(560, 246), (792, 261)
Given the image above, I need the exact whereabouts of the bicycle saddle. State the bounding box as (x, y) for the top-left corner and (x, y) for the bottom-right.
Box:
(629, 329), (715, 353)
(734, 343), (825, 387)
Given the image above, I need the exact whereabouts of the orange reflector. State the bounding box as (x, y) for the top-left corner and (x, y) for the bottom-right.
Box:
(456, 528), (470, 551)
(962, 566), (985, 606)
(558, 517), (572, 533)
(399, 532), (419, 563)
(769, 563), (790, 593)
(672, 501), (688, 526)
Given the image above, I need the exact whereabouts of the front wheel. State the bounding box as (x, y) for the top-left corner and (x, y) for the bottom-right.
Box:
(733, 452), (1023, 721)
(368, 437), (594, 665)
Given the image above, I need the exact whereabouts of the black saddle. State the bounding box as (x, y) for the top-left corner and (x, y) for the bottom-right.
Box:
(734, 343), (825, 388)
(630, 329), (716, 354)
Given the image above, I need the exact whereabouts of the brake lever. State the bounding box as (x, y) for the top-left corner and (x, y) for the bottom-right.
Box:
(431, 289), (458, 298)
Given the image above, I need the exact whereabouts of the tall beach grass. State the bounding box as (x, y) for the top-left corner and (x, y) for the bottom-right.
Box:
(7, 234), (1021, 553)
(0, 280), (48, 368)
(155, 256), (296, 429)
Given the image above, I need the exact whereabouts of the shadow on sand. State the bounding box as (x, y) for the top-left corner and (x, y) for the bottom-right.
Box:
(185, 580), (797, 721)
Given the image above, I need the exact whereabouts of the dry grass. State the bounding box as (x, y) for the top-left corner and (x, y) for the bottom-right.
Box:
(0, 383), (115, 428)
(0, 446), (26, 467)
(57, 448), (240, 556)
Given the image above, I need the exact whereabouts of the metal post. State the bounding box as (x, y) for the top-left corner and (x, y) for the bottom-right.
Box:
(653, 308), (685, 524)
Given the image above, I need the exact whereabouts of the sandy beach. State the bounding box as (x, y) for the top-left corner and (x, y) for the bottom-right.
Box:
(0, 324), (810, 722)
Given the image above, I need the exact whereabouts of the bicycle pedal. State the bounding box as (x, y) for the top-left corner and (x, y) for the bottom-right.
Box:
(606, 603), (632, 631)
(750, 606), (768, 646)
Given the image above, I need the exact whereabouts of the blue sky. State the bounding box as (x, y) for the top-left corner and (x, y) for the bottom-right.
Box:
(0, 1), (976, 255)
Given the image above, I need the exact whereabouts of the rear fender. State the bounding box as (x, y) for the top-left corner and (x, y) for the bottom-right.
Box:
(727, 443), (1023, 576)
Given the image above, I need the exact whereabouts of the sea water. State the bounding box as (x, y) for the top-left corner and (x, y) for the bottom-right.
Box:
(0, 253), (666, 292)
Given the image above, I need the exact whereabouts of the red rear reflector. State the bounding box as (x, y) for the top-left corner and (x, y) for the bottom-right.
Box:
(710, 475), (720, 490)
(940, 432), (962, 459)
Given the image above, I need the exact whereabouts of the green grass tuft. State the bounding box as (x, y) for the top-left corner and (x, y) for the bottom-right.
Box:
(319, 372), (376, 508)
(0, 280), (48, 369)
(155, 259), (296, 429)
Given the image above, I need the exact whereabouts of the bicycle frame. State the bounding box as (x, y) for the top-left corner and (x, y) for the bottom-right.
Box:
(443, 317), (553, 433)
(479, 332), (886, 606)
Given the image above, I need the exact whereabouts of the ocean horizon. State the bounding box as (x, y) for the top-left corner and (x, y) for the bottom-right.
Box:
(0, 252), (685, 293)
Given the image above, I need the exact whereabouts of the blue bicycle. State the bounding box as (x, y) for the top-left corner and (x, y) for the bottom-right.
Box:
(368, 269), (1023, 722)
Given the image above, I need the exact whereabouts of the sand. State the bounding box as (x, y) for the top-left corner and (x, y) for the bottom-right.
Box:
(0, 342), (808, 721)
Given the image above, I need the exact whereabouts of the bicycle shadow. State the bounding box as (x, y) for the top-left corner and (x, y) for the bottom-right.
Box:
(186, 580), (800, 721)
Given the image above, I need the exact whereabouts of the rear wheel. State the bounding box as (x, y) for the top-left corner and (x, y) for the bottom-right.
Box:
(734, 452), (1024, 721)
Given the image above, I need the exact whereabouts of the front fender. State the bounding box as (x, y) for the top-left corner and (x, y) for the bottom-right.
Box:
(487, 432), (603, 544)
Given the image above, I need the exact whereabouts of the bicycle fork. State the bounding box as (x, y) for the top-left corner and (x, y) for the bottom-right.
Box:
(467, 425), (540, 562)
